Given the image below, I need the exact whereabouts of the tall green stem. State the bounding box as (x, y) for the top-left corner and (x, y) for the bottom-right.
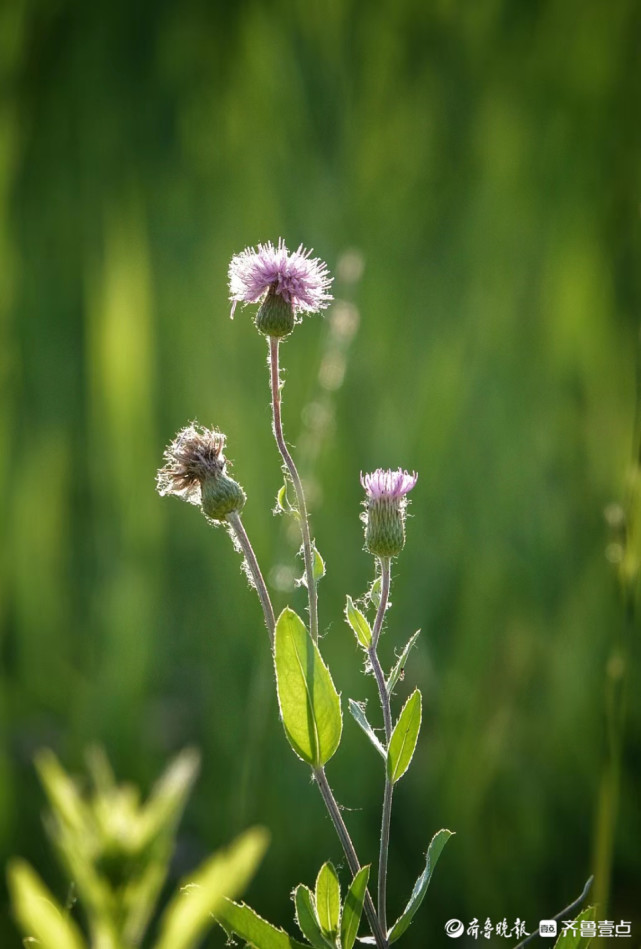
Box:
(367, 558), (393, 934)
(268, 336), (319, 641)
(592, 613), (629, 924)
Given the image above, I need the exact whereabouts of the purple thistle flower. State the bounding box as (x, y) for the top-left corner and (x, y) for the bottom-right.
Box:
(228, 239), (333, 318)
(360, 468), (418, 501)
(360, 468), (418, 558)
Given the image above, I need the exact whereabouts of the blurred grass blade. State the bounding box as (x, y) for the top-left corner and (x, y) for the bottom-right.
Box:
(274, 607), (342, 766)
(7, 859), (86, 949)
(34, 751), (90, 836)
(137, 748), (200, 850)
(386, 631), (420, 695)
(155, 827), (268, 949)
(387, 829), (453, 943)
(340, 865), (370, 949)
(216, 900), (308, 948)
(293, 885), (330, 948)
(348, 700), (385, 759)
(387, 689), (422, 784)
(314, 861), (340, 940)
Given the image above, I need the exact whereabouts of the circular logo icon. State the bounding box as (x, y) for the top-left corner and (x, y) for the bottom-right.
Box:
(445, 919), (465, 938)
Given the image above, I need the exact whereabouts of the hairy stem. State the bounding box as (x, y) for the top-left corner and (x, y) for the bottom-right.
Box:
(314, 767), (387, 949)
(367, 557), (393, 933)
(226, 510), (276, 647)
(268, 335), (319, 641)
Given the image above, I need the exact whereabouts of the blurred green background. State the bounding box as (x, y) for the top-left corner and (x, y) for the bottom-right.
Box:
(1, 0), (640, 945)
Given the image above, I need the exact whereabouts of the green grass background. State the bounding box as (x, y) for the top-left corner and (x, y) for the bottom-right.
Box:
(1, 0), (640, 945)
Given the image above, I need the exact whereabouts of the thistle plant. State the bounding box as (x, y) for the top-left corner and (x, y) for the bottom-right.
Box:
(157, 239), (453, 949)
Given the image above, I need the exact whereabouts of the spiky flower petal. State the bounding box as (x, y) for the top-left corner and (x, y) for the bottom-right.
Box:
(228, 239), (333, 319)
(360, 469), (418, 501)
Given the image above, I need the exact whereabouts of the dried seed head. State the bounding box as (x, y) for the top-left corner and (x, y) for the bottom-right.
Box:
(156, 423), (245, 520)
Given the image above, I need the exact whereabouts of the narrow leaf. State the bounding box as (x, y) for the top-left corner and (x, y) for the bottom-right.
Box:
(387, 689), (422, 784)
(386, 631), (421, 695)
(387, 829), (453, 943)
(155, 827), (268, 949)
(345, 597), (372, 649)
(368, 576), (382, 609)
(340, 865), (370, 949)
(315, 862), (340, 940)
(276, 483), (289, 513)
(137, 747), (200, 850)
(313, 547), (326, 582)
(7, 859), (86, 949)
(294, 886), (330, 949)
(216, 899), (308, 949)
(276, 481), (299, 518)
(348, 700), (386, 759)
(299, 548), (326, 588)
(553, 906), (597, 948)
(274, 608), (342, 767)
(34, 750), (90, 837)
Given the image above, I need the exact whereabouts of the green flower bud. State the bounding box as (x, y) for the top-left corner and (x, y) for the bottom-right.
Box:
(364, 499), (407, 558)
(254, 288), (296, 338)
(201, 472), (246, 521)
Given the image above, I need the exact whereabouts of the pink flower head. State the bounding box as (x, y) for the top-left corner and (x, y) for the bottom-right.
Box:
(228, 239), (333, 318)
(360, 468), (418, 501)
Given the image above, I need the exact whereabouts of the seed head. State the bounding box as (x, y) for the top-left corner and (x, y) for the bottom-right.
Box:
(156, 423), (245, 520)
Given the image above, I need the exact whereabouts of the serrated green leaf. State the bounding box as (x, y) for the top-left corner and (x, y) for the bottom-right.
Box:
(345, 597), (372, 648)
(348, 700), (386, 759)
(277, 483), (289, 512)
(298, 547), (326, 589)
(274, 608), (342, 767)
(294, 886), (330, 948)
(315, 862), (340, 941)
(387, 829), (453, 943)
(386, 631), (421, 695)
(216, 899), (308, 948)
(7, 859), (87, 949)
(155, 827), (268, 949)
(276, 481), (299, 518)
(387, 689), (422, 784)
(313, 547), (326, 582)
(340, 865), (370, 949)
(553, 906), (597, 948)
(368, 576), (382, 610)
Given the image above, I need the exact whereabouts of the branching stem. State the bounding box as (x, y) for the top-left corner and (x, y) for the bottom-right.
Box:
(268, 336), (319, 641)
(314, 767), (388, 949)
